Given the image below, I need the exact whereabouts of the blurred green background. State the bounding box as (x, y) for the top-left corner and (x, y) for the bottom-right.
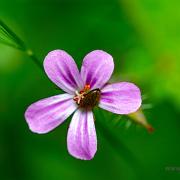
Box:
(0, 0), (180, 179)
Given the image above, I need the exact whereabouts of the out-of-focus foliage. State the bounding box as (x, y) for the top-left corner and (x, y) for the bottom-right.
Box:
(0, 0), (180, 180)
(119, 0), (180, 108)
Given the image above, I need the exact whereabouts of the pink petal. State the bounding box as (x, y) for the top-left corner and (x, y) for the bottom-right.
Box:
(25, 94), (77, 134)
(80, 50), (114, 89)
(44, 50), (83, 94)
(99, 82), (142, 114)
(67, 109), (97, 160)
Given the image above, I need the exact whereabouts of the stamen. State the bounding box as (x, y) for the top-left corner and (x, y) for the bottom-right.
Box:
(84, 84), (90, 91)
(73, 84), (100, 108)
(75, 90), (79, 96)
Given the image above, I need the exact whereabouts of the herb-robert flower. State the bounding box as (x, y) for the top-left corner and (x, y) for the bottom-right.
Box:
(25, 50), (142, 160)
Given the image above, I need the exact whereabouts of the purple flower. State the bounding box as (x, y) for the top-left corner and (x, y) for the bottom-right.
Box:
(25, 50), (141, 160)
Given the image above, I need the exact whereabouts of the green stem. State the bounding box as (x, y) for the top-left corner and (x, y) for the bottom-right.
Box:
(26, 49), (43, 71)
(0, 38), (23, 50)
(0, 19), (26, 50)
(95, 109), (144, 178)
(0, 19), (43, 71)
(95, 110), (137, 163)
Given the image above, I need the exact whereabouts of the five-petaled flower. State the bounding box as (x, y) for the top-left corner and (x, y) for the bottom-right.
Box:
(25, 50), (142, 160)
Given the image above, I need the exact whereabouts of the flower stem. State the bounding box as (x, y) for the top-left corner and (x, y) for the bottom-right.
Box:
(26, 49), (43, 71)
(94, 109), (144, 178)
(0, 19), (26, 50)
(0, 19), (43, 71)
(95, 109), (138, 163)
